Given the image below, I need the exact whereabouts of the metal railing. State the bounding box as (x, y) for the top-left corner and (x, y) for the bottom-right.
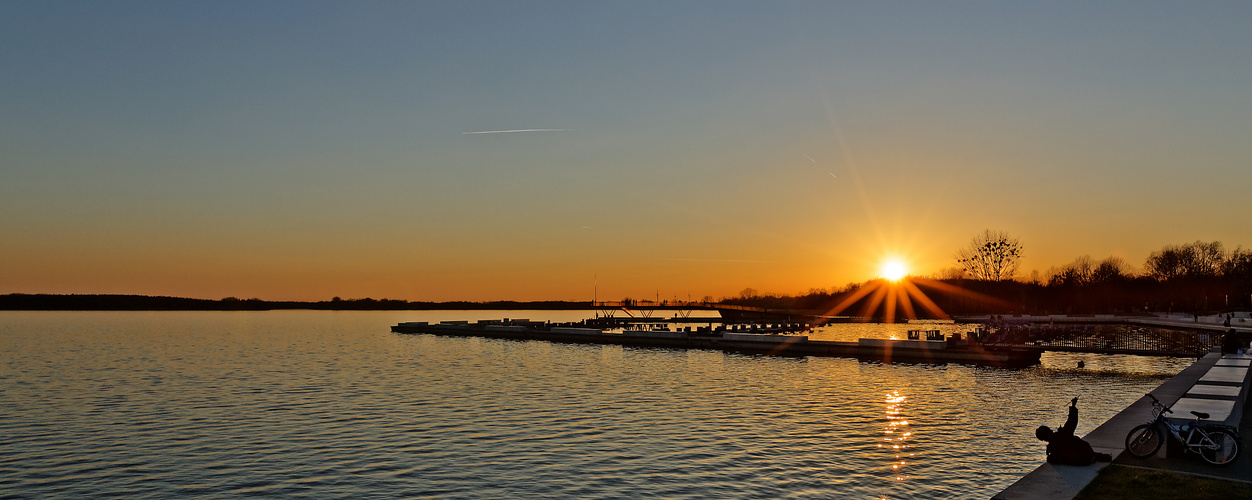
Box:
(978, 324), (1217, 357)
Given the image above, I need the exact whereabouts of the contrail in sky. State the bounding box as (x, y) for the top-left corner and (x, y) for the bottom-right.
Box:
(462, 129), (570, 135)
(668, 258), (773, 264)
(802, 153), (817, 163)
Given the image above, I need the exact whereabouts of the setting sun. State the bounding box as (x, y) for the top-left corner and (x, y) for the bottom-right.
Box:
(880, 260), (908, 281)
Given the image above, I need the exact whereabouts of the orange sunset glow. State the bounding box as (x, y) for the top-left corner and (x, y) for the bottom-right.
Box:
(3, 5), (1251, 500)
(879, 259), (908, 282)
(1, 3), (1248, 303)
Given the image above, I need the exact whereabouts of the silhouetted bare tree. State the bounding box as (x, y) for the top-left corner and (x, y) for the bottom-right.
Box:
(956, 229), (1022, 281)
(1049, 255), (1095, 286)
(933, 267), (967, 280)
(1091, 256), (1132, 283)
(1048, 255), (1131, 286)
(1144, 241), (1226, 280)
(1224, 247), (1252, 278)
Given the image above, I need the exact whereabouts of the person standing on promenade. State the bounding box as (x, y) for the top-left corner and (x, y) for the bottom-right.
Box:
(1035, 397), (1113, 465)
(1224, 328), (1240, 354)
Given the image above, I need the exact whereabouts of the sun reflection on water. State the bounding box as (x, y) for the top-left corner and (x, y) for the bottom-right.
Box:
(879, 390), (913, 484)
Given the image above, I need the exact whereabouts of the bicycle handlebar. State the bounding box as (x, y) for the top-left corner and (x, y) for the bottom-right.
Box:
(1146, 393), (1172, 414)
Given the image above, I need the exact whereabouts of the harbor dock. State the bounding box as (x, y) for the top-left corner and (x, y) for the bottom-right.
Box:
(390, 320), (1043, 368)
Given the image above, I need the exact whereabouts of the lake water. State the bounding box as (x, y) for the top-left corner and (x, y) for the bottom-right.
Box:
(0, 311), (1193, 499)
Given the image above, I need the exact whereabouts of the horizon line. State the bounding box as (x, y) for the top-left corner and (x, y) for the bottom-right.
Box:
(462, 128), (571, 135)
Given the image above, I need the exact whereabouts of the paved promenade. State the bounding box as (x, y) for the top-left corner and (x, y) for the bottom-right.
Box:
(993, 348), (1252, 499)
(1113, 351), (1252, 481)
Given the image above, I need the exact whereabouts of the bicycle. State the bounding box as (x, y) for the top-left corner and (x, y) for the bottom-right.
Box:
(1124, 393), (1240, 465)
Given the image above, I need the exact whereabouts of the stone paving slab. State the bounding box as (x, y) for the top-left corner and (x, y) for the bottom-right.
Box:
(1199, 366), (1249, 383)
(1187, 384), (1242, 397)
(1169, 398), (1237, 422)
(1216, 359), (1251, 366)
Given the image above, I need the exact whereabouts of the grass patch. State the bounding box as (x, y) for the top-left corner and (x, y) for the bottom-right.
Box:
(1075, 465), (1252, 500)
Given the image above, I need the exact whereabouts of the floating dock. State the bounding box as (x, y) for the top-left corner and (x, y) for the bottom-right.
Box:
(390, 321), (1043, 368)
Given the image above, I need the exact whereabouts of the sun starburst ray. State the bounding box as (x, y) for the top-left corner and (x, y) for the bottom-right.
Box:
(909, 278), (1018, 311)
(895, 284), (918, 321)
(857, 283), (891, 320)
(883, 284), (898, 323)
(818, 280), (883, 319)
(901, 280), (949, 320)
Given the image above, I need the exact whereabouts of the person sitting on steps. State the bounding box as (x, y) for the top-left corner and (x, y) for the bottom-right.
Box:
(1035, 397), (1114, 465)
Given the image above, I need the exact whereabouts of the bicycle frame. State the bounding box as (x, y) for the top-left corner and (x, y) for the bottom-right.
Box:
(1155, 412), (1229, 454)
(1126, 393), (1240, 465)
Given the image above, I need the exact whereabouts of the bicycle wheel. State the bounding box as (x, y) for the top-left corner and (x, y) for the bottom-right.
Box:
(1199, 429), (1239, 465)
(1125, 423), (1163, 458)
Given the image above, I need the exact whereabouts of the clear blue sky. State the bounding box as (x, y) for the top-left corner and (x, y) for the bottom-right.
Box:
(3, 1), (1250, 301)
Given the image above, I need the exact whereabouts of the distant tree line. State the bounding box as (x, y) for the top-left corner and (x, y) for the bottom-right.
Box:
(723, 239), (1252, 317)
(1027, 240), (1252, 315)
(0, 294), (591, 311)
(5, 239), (1248, 317)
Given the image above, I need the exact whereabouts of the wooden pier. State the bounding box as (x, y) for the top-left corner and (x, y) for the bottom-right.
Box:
(391, 321), (1043, 368)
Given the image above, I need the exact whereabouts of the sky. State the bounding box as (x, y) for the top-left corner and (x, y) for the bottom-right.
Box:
(2, 1), (1250, 302)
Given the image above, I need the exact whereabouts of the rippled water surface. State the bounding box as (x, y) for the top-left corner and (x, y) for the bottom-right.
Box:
(1, 311), (1192, 498)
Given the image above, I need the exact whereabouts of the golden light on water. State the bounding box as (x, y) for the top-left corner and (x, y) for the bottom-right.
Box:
(882, 390), (912, 483)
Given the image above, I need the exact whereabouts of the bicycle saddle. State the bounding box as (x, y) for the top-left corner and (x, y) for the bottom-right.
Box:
(1190, 411), (1210, 419)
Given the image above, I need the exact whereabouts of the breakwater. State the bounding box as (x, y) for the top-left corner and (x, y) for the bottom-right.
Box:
(391, 320), (1043, 367)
